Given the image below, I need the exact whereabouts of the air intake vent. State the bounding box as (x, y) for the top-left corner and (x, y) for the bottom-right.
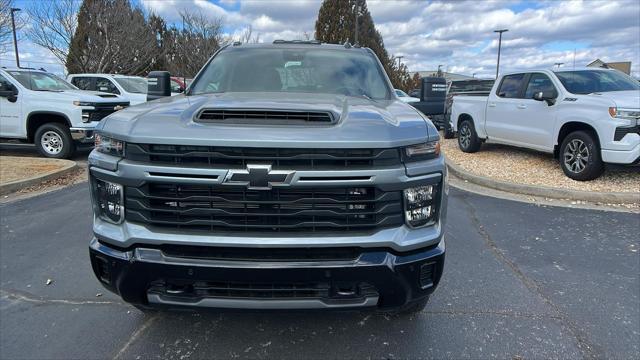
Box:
(196, 109), (335, 124)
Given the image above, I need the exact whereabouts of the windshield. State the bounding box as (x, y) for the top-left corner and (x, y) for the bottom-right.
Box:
(114, 77), (147, 93)
(7, 71), (76, 91)
(190, 48), (391, 99)
(555, 70), (640, 94)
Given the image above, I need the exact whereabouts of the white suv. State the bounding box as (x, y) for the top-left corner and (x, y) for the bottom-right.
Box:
(0, 68), (129, 158)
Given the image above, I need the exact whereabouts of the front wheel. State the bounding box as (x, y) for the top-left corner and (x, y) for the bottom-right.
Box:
(34, 123), (75, 159)
(457, 119), (481, 153)
(559, 131), (604, 181)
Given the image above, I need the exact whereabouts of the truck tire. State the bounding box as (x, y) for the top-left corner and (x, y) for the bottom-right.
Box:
(559, 130), (604, 181)
(34, 123), (75, 159)
(457, 119), (481, 153)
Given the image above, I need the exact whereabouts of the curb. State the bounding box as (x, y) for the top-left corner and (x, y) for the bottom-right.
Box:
(0, 160), (78, 196)
(446, 159), (640, 205)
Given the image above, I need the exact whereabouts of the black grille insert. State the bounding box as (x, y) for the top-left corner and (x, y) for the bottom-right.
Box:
(614, 125), (640, 141)
(196, 109), (335, 124)
(125, 184), (404, 233)
(125, 144), (401, 169)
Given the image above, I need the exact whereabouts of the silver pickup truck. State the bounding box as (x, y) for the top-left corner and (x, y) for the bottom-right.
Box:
(88, 41), (448, 314)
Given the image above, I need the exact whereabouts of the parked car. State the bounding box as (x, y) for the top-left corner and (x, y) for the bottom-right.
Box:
(442, 79), (494, 138)
(88, 41), (448, 314)
(450, 68), (640, 180)
(68, 73), (148, 105)
(0, 68), (129, 158)
(170, 77), (187, 93)
(408, 88), (420, 98)
(394, 88), (420, 103)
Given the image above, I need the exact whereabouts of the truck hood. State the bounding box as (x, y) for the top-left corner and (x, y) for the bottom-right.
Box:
(34, 89), (126, 103)
(588, 90), (640, 109)
(98, 92), (438, 148)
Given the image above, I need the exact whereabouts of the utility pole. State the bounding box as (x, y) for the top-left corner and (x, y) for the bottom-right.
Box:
(354, 0), (360, 44)
(11, 8), (21, 68)
(554, 62), (564, 69)
(494, 29), (508, 79)
(396, 55), (404, 68)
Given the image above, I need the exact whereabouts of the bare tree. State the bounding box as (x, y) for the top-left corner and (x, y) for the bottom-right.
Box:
(237, 24), (260, 44)
(25, 0), (79, 65)
(163, 10), (224, 77)
(0, 0), (24, 55)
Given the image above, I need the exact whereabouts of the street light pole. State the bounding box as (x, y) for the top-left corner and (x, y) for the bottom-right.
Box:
(354, 1), (359, 44)
(554, 62), (564, 69)
(494, 29), (508, 79)
(11, 8), (21, 68)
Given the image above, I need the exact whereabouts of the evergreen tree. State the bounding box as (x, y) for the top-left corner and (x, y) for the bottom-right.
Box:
(67, 0), (160, 75)
(315, 0), (411, 89)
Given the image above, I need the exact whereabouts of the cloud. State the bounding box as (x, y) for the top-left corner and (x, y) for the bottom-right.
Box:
(9, 0), (640, 78)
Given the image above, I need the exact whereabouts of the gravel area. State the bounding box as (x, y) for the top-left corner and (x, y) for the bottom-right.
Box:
(0, 156), (69, 184)
(442, 136), (640, 193)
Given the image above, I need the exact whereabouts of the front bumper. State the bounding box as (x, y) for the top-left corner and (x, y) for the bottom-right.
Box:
(70, 127), (96, 147)
(601, 141), (640, 164)
(89, 237), (445, 310)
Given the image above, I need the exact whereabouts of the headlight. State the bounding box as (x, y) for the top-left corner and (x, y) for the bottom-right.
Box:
(73, 100), (93, 106)
(92, 178), (124, 224)
(404, 141), (440, 161)
(609, 107), (640, 122)
(404, 184), (437, 228)
(95, 134), (125, 157)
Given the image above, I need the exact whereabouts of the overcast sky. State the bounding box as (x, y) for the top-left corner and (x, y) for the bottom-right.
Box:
(2, 0), (639, 78)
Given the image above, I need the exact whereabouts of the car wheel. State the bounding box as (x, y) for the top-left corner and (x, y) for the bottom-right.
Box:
(559, 130), (604, 181)
(34, 123), (75, 159)
(457, 119), (481, 153)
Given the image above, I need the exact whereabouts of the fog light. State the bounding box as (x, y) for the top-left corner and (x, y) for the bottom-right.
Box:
(404, 185), (437, 228)
(93, 179), (124, 223)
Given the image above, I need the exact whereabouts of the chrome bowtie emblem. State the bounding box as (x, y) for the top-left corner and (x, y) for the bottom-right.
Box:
(223, 164), (294, 190)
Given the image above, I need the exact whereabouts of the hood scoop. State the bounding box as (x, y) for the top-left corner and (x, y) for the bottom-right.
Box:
(195, 108), (336, 125)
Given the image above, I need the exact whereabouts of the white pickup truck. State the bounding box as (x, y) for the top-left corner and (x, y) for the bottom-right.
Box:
(0, 68), (129, 158)
(450, 68), (639, 180)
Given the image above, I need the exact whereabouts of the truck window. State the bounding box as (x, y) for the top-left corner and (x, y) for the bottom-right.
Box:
(96, 78), (120, 94)
(524, 73), (557, 99)
(496, 73), (526, 98)
(71, 77), (94, 91)
(555, 70), (640, 94)
(190, 48), (391, 100)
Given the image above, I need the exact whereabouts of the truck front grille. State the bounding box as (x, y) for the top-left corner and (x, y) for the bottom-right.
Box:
(83, 102), (129, 122)
(125, 144), (401, 169)
(125, 184), (404, 233)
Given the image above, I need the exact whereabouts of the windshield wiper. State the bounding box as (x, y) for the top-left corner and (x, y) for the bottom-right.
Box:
(33, 89), (64, 92)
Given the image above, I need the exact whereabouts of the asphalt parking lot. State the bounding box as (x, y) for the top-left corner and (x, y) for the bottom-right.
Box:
(1, 183), (638, 359)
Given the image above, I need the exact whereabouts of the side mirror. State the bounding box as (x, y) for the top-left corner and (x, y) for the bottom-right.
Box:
(532, 91), (556, 106)
(0, 84), (18, 103)
(147, 71), (171, 101)
(417, 77), (447, 115)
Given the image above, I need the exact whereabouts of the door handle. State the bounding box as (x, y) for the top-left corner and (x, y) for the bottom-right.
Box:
(517, 104), (527, 109)
(488, 102), (496, 107)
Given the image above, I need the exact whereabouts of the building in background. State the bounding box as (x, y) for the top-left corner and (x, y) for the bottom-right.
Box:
(587, 59), (632, 75)
(410, 70), (476, 81)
